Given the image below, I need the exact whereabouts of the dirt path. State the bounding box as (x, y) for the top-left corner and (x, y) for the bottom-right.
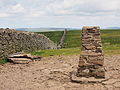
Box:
(0, 55), (120, 90)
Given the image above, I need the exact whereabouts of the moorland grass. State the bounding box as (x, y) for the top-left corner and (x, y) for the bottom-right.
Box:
(37, 31), (63, 44)
(64, 30), (82, 48)
(34, 29), (120, 56)
(0, 59), (8, 64)
(31, 46), (120, 57)
(64, 29), (120, 48)
(31, 48), (81, 57)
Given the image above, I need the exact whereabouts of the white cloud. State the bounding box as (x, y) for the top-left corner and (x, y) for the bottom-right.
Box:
(11, 4), (25, 13)
(0, 0), (120, 28)
(47, 0), (120, 16)
(0, 0), (26, 18)
(1, 0), (120, 17)
(26, 10), (46, 17)
(0, 12), (10, 17)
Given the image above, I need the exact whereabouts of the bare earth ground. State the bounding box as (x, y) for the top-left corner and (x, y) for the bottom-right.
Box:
(0, 55), (120, 90)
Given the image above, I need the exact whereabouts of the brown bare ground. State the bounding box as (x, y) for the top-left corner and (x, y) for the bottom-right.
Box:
(0, 55), (120, 90)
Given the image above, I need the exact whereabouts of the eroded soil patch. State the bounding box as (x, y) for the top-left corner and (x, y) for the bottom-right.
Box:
(0, 55), (120, 90)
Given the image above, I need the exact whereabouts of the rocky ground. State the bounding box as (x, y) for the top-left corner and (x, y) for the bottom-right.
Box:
(0, 55), (120, 90)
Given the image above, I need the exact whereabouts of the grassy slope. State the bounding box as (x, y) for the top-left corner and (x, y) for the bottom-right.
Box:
(64, 30), (81, 48)
(31, 48), (80, 57)
(64, 29), (120, 54)
(101, 30), (120, 54)
(37, 31), (63, 44)
(32, 29), (120, 57)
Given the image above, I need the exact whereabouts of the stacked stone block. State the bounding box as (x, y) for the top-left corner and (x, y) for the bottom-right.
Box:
(77, 26), (105, 78)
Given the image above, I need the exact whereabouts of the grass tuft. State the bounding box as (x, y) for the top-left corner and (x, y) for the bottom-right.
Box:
(0, 59), (8, 64)
(31, 48), (81, 57)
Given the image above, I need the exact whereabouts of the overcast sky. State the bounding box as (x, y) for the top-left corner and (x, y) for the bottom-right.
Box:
(0, 0), (120, 28)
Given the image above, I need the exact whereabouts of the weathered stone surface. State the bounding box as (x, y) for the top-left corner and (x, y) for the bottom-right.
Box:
(87, 59), (104, 66)
(8, 52), (30, 58)
(77, 26), (105, 78)
(0, 28), (57, 59)
(7, 52), (42, 64)
(71, 72), (105, 83)
(8, 58), (32, 64)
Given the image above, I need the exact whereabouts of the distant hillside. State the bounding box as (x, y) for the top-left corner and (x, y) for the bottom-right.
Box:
(16, 28), (81, 32)
(106, 27), (120, 29)
(39, 30), (120, 52)
(16, 28), (64, 32)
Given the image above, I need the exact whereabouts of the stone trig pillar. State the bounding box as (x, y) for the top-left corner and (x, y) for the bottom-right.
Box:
(71, 26), (105, 83)
(77, 26), (105, 78)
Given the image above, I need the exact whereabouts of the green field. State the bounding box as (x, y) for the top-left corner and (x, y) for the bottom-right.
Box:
(64, 30), (120, 48)
(31, 48), (80, 57)
(37, 31), (63, 44)
(38, 29), (120, 48)
(34, 29), (120, 56)
(64, 30), (81, 48)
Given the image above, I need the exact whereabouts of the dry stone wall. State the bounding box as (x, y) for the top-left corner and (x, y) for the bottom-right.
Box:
(58, 29), (67, 48)
(77, 26), (105, 78)
(0, 28), (57, 59)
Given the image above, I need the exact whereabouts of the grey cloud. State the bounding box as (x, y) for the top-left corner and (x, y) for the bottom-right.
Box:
(46, 0), (120, 16)
(0, 0), (120, 28)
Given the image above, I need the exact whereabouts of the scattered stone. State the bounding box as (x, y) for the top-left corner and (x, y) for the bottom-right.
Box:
(71, 72), (105, 84)
(8, 52), (31, 58)
(7, 52), (42, 64)
(113, 81), (120, 88)
(0, 54), (120, 90)
(7, 58), (32, 64)
(102, 79), (120, 85)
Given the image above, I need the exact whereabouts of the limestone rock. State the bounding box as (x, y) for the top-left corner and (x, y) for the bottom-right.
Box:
(7, 52), (42, 64)
(8, 58), (32, 64)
